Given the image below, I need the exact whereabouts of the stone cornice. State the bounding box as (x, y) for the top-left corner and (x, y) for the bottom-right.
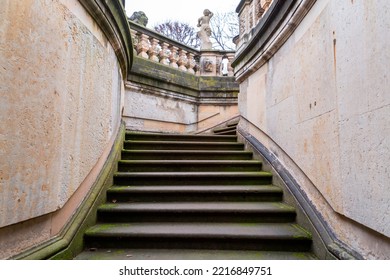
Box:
(232, 0), (317, 82)
(79, 0), (133, 77)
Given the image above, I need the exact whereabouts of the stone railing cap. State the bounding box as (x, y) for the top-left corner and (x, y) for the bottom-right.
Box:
(236, 0), (252, 13)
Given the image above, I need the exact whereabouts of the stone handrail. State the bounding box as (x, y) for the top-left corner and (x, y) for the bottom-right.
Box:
(129, 21), (235, 76)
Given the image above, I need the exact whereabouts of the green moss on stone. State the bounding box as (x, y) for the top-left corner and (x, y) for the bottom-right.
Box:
(129, 56), (239, 99)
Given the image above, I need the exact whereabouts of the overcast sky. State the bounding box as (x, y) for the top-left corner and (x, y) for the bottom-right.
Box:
(125, 0), (240, 29)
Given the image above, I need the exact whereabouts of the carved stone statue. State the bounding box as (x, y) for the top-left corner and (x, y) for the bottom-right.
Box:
(197, 9), (214, 50)
(129, 11), (148, 27)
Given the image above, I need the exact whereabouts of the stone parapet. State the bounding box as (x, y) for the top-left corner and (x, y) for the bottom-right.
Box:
(129, 22), (235, 77)
(124, 56), (239, 134)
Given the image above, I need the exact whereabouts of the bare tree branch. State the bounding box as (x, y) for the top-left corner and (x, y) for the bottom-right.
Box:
(210, 11), (239, 50)
(153, 12), (239, 51)
(154, 20), (200, 49)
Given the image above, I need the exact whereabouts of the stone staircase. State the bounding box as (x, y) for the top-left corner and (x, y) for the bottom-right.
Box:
(75, 125), (316, 259)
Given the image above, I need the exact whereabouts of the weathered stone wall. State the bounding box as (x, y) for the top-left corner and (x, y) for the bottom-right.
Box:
(124, 82), (198, 133)
(235, 0), (389, 258)
(0, 0), (125, 258)
(124, 82), (239, 134)
(125, 56), (239, 133)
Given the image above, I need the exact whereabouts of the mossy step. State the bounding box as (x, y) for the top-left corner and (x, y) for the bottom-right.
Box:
(75, 128), (317, 259)
(75, 248), (317, 260)
(123, 140), (245, 151)
(107, 185), (283, 202)
(118, 159), (262, 172)
(84, 222), (312, 251)
(97, 202), (296, 223)
(121, 150), (253, 160)
(126, 132), (237, 142)
(113, 171), (273, 186)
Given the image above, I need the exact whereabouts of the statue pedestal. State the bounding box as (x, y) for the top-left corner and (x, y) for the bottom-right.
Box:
(199, 51), (235, 76)
(200, 42), (212, 50)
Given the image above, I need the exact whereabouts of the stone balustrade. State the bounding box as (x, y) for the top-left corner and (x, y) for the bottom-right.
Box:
(235, 0), (274, 52)
(129, 21), (235, 76)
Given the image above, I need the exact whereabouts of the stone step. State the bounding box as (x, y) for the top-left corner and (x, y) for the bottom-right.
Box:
(113, 171), (273, 186)
(123, 140), (245, 151)
(126, 132), (237, 142)
(84, 222), (312, 251)
(75, 128), (316, 259)
(107, 185), (283, 202)
(75, 248), (317, 260)
(121, 149), (253, 160)
(97, 202), (296, 223)
(117, 160), (262, 172)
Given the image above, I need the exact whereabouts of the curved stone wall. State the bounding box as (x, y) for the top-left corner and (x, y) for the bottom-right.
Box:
(0, 0), (131, 258)
(233, 0), (390, 258)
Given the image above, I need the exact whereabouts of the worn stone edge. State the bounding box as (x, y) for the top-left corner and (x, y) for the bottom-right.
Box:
(79, 0), (133, 77)
(11, 123), (126, 260)
(237, 126), (364, 260)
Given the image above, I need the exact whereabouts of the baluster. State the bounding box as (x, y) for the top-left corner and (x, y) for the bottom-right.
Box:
(227, 54), (234, 76)
(169, 46), (179, 68)
(261, 0), (273, 11)
(186, 53), (196, 74)
(137, 33), (150, 59)
(148, 38), (160, 62)
(194, 63), (201, 76)
(159, 42), (170, 65)
(130, 30), (139, 53)
(239, 13), (246, 38)
(177, 49), (188, 71)
(250, 13), (254, 30)
(255, 0), (265, 22)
